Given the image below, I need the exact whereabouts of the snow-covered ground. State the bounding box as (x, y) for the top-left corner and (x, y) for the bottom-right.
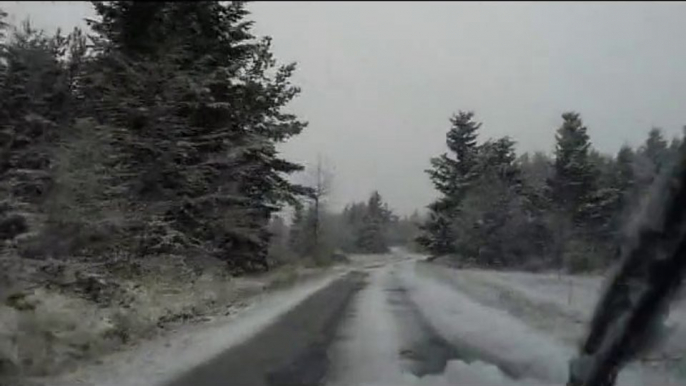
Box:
(28, 253), (686, 386)
(327, 258), (685, 386)
(417, 263), (686, 383)
(41, 268), (347, 386)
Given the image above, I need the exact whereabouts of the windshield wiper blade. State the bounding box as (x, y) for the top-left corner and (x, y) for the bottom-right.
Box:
(569, 143), (686, 386)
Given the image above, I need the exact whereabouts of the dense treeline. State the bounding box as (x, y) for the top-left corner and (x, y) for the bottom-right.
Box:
(0, 2), (312, 276)
(418, 111), (684, 272)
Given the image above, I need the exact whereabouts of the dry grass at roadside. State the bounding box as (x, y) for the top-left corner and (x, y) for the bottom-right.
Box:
(0, 255), (330, 383)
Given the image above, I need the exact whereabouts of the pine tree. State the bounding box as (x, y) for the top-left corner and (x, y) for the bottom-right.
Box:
(614, 145), (636, 194)
(475, 137), (520, 184)
(428, 111), (480, 204)
(579, 169), (622, 260)
(549, 112), (597, 222)
(356, 191), (391, 253)
(643, 128), (668, 174)
(453, 137), (524, 266)
(81, 1), (310, 271)
(288, 202), (319, 257)
(341, 202), (366, 252)
(0, 21), (73, 246)
(519, 151), (554, 208)
(668, 135), (683, 169)
(547, 112), (600, 270)
(632, 128), (671, 198)
(415, 211), (453, 257)
(602, 145), (637, 247)
(418, 111), (481, 256)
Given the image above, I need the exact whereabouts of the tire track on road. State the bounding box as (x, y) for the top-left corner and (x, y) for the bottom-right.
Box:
(385, 270), (524, 381)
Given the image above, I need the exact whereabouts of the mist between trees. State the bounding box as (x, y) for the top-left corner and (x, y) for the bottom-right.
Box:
(416, 111), (685, 273)
(272, 186), (423, 265)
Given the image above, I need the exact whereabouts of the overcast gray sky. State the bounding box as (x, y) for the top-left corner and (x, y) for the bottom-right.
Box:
(4, 1), (686, 215)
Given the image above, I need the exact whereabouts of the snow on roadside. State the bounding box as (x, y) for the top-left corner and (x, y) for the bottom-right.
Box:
(416, 262), (686, 385)
(418, 264), (595, 346)
(43, 268), (348, 386)
(399, 262), (571, 384)
(451, 267), (686, 361)
(460, 269), (603, 319)
(328, 259), (680, 386)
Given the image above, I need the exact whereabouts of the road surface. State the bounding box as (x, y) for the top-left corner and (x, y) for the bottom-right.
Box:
(160, 253), (684, 386)
(48, 252), (685, 386)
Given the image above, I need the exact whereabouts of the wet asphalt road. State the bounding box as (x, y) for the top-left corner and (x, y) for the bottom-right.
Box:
(164, 271), (367, 386)
(162, 264), (533, 386)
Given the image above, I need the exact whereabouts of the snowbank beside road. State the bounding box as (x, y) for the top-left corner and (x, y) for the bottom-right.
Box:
(419, 263), (686, 384)
(1, 255), (334, 382)
(401, 263), (571, 384)
(39, 268), (346, 386)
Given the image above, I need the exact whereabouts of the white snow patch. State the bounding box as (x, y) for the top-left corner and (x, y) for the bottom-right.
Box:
(331, 260), (682, 386)
(50, 270), (346, 386)
(416, 263), (686, 385)
(327, 263), (551, 386)
(327, 268), (407, 386)
(400, 262), (571, 384)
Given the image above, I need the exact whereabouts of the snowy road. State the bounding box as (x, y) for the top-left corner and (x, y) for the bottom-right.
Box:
(51, 253), (686, 386)
(161, 258), (563, 386)
(162, 254), (685, 386)
(325, 260), (559, 386)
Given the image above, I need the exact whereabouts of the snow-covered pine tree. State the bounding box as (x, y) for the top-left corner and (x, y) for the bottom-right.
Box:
(85, 1), (310, 272)
(549, 112), (597, 220)
(356, 191), (391, 253)
(548, 112), (601, 271)
(418, 111), (481, 256)
(0, 21), (73, 247)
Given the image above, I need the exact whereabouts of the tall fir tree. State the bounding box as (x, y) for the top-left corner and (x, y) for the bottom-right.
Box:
(642, 128), (669, 175)
(356, 191), (391, 253)
(341, 201), (366, 253)
(549, 112), (597, 222)
(603, 145), (638, 246)
(547, 112), (603, 270)
(614, 145), (636, 194)
(288, 202), (317, 257)
(418, 111), (481, 256)
(83, 1), (310, 271)
(452, 136), (524, 266)
(0, 21), (75, 247)
(633, 128), (670, 198)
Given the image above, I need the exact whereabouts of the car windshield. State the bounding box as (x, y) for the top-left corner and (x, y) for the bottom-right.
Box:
(1, 2), (686, 386)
